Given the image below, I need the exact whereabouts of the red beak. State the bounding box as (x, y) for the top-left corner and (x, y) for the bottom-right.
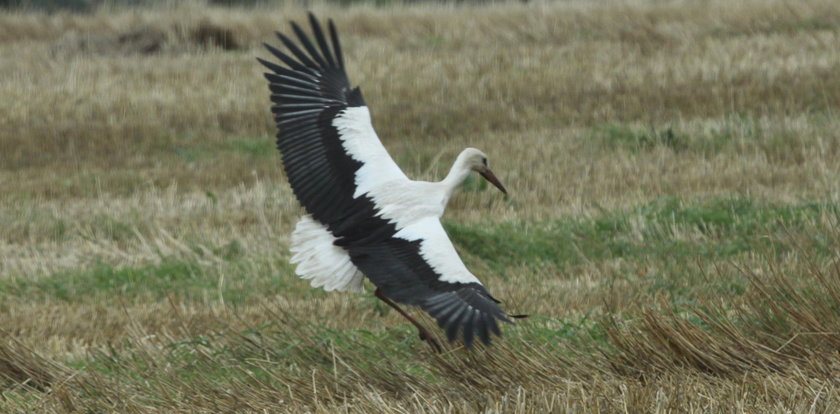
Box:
(479, 168), (508, 195)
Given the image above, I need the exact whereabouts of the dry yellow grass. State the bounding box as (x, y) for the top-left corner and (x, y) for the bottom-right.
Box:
(1, 0), (840, 412)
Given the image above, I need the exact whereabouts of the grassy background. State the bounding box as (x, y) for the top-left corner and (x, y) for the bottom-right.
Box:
(1, 0), (840, 412)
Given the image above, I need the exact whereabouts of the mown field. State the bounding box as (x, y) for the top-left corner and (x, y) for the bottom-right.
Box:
(1, 0), (840, 412)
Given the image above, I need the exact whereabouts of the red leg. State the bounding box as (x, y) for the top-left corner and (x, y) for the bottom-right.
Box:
(374, 288), (442, 353)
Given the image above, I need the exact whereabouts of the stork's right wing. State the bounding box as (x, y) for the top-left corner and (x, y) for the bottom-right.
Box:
(346, 217), (511, 348)
(258, 14), (407, 238)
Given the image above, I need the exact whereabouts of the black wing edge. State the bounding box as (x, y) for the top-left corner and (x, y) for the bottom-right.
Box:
(257, 13), (365, 108)
(422, 286), (513, 349)
(347, 240), (517, 349)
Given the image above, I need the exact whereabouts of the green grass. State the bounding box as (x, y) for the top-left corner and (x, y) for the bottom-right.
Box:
(588, 115), (829, 158)
(0, 258), (296, 305)
(229, 137), (276, 158)
(0, 260), (204, 302)
(447, 197), (838, 271)
(4, 197), (834, 312)
(591, 123), (689, 152)
(169, 136), (275, 163)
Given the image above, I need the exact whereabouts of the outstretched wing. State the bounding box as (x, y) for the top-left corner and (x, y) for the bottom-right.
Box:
(260, 15), (511, 348)
(347, 217), (510, 347)
(257, 14), (407, 239)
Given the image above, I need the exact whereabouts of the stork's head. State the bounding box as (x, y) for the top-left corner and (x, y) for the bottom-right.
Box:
(460, 148), (507, 195)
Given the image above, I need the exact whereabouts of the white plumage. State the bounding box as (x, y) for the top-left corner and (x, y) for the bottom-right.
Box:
(334, 107), (408, 199)
(259, 14), (515, 350)
(290, 215), (364, 293)
(392, 216), (481, 285)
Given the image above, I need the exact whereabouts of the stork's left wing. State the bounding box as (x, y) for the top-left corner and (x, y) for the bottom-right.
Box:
(257, 14), (407, 241)
(346, 217), (510, 347)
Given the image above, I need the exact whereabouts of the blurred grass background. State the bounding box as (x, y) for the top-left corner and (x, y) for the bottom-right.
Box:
(1, 0), (840, 412)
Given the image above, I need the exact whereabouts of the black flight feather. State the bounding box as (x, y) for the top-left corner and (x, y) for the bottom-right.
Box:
(259, 14), (514, 350)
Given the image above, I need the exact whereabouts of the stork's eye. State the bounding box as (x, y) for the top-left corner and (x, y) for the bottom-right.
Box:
(482, 157), (488, 166)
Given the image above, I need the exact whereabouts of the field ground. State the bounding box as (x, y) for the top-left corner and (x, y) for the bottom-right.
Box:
(1, 0), (840, 412)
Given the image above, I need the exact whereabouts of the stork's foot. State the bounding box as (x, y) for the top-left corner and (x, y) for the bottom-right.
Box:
(418, 328), (442, 353)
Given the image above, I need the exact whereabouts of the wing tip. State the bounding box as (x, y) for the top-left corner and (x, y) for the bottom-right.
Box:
(424, 289), (511, 349)
(256, 55), (279, 71)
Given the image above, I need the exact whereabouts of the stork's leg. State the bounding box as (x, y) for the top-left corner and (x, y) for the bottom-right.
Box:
(374, 288), (442, 353)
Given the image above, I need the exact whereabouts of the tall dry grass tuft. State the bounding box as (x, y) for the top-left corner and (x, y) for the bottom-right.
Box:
(18, 307), (597, 412)
(0, 334), (71, 392)
(606, 239), (840, 380)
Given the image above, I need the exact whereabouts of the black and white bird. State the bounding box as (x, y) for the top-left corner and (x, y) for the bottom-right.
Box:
(258, 14), (518, 351)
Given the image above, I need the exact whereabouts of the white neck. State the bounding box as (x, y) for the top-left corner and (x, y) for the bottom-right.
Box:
(440, 151), (473, 203)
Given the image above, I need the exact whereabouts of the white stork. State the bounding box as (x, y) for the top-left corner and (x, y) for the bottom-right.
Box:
(258, 14), (518, 351)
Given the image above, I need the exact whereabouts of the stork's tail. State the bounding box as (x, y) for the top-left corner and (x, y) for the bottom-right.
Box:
(290, 215), (365, 293)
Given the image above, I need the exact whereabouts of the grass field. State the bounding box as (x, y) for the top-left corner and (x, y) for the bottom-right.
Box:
(2, 0), (840, 412)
